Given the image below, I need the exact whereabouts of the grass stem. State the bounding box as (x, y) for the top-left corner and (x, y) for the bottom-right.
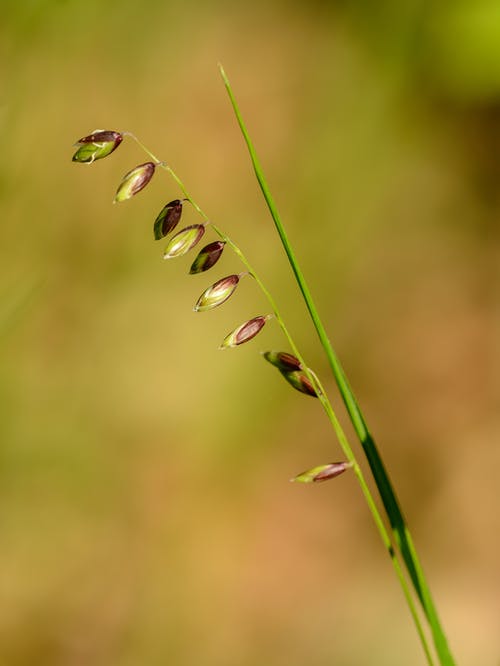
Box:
(128, 130), (436, 666)
(218, 63), (455, 666)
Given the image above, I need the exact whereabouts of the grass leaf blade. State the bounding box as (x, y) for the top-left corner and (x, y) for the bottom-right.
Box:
(219, 63), (455, 666)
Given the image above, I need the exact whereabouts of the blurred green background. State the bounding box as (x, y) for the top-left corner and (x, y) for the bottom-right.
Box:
(1, 1), (499, 664)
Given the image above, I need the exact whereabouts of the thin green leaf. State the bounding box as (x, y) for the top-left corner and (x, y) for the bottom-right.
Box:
(219, 63), (454, 666)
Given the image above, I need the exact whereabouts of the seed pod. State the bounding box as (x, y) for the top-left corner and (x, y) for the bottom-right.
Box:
(219, 315), (270, 349)
(263, 351), (302, 372)
(114, 162), (156, 203)
(291, 462), (351, 484)
(189, 241), (225, 274)
(153, 199), (184, 240)
(194, 275), (240, 312)
(72, 130), (123, 163)
(280, 369), (318, 397)
(163, 224), (205, 259)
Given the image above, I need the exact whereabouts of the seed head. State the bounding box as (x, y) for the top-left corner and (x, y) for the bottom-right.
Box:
(72, 130), (123, 163)
(189, 241), (225, 274)
(154, 199), (184, 240)
(281, 369), (318, 397)
(263, 351), (302, 372)
(219, 315), (270, 349)
(263, 351), (318, 396)
(291, 462), (351, 484)
(163, 224), (205, 259)
(114, 162), (156, 203)
(194, 274), (240, 312)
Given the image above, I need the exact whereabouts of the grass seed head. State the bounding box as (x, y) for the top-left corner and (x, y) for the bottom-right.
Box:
(280, 369), (318, 397)
(114, 162), (156, 202)
(194, 274), (240, 312)
(72, 130), (123, 163)
(291, 462), (351, 483)
(219, 315), (269, 349)
(189, 241), (226, 274)
(263, 351), (302, 372)
(163, 224), (205, 259)
(153, 199), (184, 240)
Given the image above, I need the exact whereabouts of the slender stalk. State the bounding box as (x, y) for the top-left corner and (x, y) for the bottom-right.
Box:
(127, 132), (435, 665)
(218, 64), (455, 665)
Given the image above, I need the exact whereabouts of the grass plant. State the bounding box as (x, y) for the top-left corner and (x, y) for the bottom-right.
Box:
(72, 66), (456, 666)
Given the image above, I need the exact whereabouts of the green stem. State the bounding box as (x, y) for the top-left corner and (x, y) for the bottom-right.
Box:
(218, 64), (455, 666)
(127, 131), (435, 666)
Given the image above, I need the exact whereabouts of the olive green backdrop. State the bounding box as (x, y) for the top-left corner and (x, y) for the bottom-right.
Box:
(1, 1), (499, 664)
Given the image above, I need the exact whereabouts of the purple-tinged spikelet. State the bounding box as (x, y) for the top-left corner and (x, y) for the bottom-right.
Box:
(194, 274), (240, 312)
(219, 315), (270, 349)
(189, 241), (225, 274)
(72, 130), (123, 163)
(163, 224), (205, 259)
(280, 369), (318, 397)
(153, 199), (184, 240)
(291, 462), (352, 483)
(263, 351), (317, 396)
(263, 351), (302, 372)
(114, 162), (156, 202)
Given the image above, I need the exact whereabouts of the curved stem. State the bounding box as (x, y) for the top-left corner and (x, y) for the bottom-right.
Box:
(126, 131), (435, 665)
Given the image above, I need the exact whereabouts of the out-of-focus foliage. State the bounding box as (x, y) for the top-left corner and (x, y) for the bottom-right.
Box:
(0, 1), (498, 664)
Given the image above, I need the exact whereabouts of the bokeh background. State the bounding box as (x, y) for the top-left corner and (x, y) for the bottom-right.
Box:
(1, 1), (499, 664)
